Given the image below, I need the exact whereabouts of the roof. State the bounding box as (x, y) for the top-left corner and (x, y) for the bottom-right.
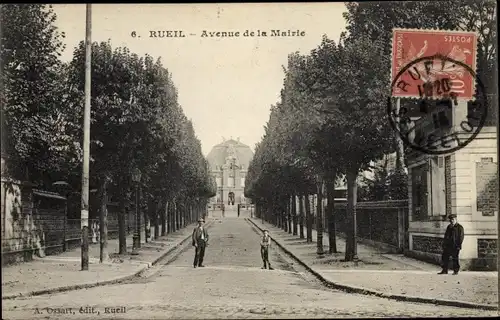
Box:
(206, 139), (254, 170)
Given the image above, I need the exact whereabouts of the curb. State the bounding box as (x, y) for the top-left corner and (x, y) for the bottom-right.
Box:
(246, 218), (498, 311)
(2, 221), (214, 301)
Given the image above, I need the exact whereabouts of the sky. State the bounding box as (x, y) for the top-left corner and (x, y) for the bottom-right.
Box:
(52, 3), (347, 156)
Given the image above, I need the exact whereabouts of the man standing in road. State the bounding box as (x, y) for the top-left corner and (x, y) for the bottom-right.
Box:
(192, 218), (209, 268)
(438, 214), (464, 275)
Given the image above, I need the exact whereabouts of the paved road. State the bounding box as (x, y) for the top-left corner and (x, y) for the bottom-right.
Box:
(2, 216), (497, 319)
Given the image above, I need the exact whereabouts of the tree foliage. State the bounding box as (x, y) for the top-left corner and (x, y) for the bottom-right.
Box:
(1, 4), (70, 184)
(246, 1), (496, 261)
(2, 5), (214, 252)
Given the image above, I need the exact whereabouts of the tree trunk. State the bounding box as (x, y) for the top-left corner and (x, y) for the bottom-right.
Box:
(171, 200), (176, 232)
(316, 180), (325, 255)
(168, 199), (174, 233)
(118, 190), (127, 254)
(172, 199), (176, 231)
(345, 167), (359, 261)
(183, 201), (187, 227)
(305, 195), (312, 243)
(144, 210), (150, 243)
(287, 196), (292, 234)
(161, 201), (167, 236)
(299, 194), (305, 239)
(99, 178), (110, 263)
(280, 205), (284, 229)
(181, 201), (185, 228)
(192, 203), (195, 224)
(292, 194), (298, 235)
(274, 205), (278, 226)
(179, 200), (186, 229)
(275, 203), (280, 228)
(282, 201), (288, 232)
(182, 201), (187, 227)
(175, 200), (182, 231)
(188, 203), (192, 225)
(326, 174), (338, 254)
(177, 201), (182, 229)
(198, 202), (202, 220)
(144, 197), (152, 243)
(153, 199), (160, 240)
(166, 200), (170, 234)
(395, 98), (406, 173)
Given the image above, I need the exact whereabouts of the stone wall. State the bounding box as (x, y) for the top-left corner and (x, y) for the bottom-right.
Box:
(1, 179), (136, 266)
(0, 180), (57, 265)
(477, 239), (497, 270)
(412, 235), (443, 254)
(475, 157), (498, 217)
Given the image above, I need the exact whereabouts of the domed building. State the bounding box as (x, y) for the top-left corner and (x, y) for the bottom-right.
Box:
(206, 137), (254, 208)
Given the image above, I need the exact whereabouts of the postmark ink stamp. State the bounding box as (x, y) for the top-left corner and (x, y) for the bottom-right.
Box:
(387, 28), (487, 155)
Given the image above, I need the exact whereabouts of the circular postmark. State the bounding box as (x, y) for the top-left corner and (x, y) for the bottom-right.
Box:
(387, 54), (488, 155)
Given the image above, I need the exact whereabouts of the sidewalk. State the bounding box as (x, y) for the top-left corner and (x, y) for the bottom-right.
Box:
(248, 218), (498, 310)
(2, 219), (214, 300)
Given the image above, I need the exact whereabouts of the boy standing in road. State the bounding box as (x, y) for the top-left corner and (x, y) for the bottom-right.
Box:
(260, 230), (273, 270)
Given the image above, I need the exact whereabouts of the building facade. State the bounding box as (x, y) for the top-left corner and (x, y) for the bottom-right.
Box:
(206, 138), (254, 209)
(405, 100), (498, 270)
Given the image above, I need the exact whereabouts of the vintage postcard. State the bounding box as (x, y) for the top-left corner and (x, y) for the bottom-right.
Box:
(1, 2), (498, 319)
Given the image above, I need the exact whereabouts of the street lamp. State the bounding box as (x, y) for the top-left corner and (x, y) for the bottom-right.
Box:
(131, 168), (141, 255)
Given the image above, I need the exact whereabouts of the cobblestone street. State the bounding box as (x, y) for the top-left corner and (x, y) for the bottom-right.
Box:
(2, 214), (498, 319)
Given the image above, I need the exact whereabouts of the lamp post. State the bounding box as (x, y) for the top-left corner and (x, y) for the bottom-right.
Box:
(131, 168), (141, 255)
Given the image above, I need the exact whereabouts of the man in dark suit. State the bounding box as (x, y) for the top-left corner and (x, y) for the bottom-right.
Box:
(438, 214), (465, 275)
(192, 218), (209, 268)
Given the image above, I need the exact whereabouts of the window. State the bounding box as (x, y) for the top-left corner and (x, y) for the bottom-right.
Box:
(430, 157), (446, 217)
(227, 177), (234, 187)
(411, 162), (429, 221)
(216, 177), (222, 187)
(241, 177), (245, 187)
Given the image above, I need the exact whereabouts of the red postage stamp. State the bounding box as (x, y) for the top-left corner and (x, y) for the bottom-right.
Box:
(391, 28), (478, 100)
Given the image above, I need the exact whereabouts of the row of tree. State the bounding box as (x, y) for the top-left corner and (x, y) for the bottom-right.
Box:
(1, 4), (216, 260)
(244, 1), (497, 261)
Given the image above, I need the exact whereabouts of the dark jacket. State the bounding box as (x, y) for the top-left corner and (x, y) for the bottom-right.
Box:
(260, 234), (271, 248)
(443, 223), (464, 249)
(192, 226), (209, 246)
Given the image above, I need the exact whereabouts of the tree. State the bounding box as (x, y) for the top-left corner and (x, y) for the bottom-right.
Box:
(1, 4), (75, 185)
(66, 41), (214, 259)
(343, 1), (498, 167)
(321, 34), (394, 261)
(303, 37), (348, 254)
(3, 5), (214, 261)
